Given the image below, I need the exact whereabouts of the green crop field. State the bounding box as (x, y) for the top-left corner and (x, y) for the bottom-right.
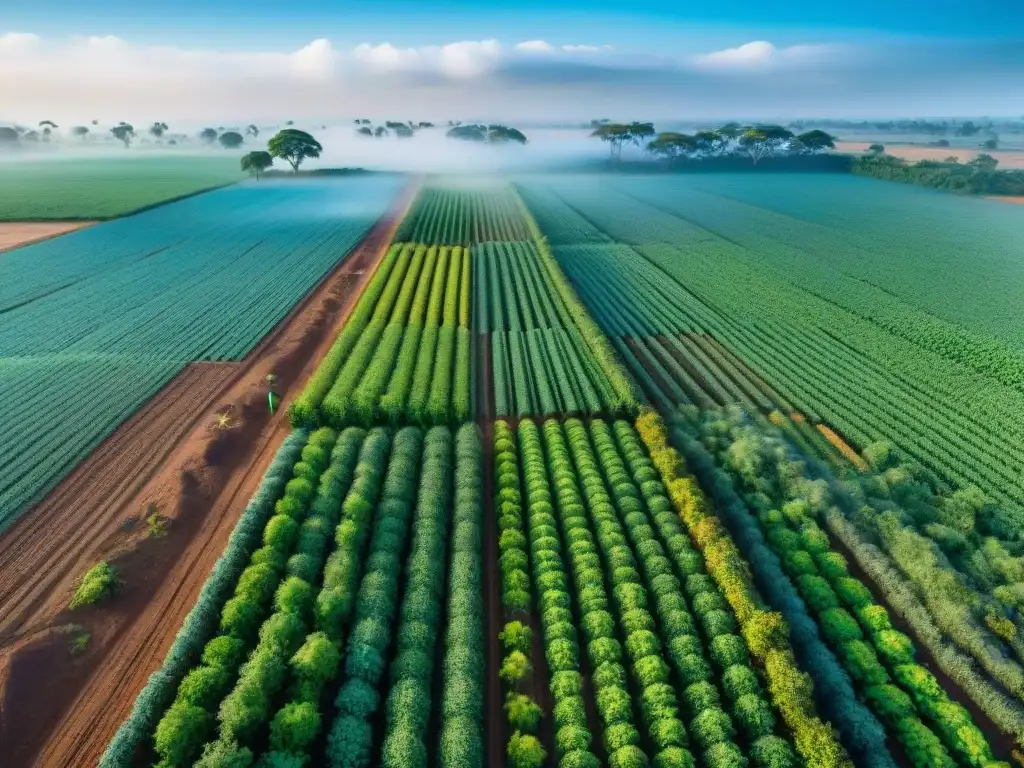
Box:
(0, 154), (244, 220)
(0, 176), (403, 527)
(96, 173), (1018, 768)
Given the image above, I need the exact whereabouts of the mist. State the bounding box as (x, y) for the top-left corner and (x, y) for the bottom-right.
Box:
(0, 124), (616, 173)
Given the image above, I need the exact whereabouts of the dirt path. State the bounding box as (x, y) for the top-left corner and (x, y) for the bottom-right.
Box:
(0, 221), (96, 253)
(986, 196), (1024, 205)
(0, 182), (416, 768)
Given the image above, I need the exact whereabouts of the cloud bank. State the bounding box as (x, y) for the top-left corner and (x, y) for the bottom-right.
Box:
(1, 31), (1021, 123)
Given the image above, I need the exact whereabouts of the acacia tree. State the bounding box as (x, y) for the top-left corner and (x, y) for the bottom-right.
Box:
(267, 128), (322, 172)
(110, 122), (135, 148)
(0, 127), (19, 146)
(71, 126), (90, 141)
(795, 129), (836, 153)
(199, 128), (218, 145)
(646, 132), (697, 162)
(626, 122), (655, 151)
(149, 122), (169, 141)
(740, 125), (794, 163)
(246, 124), (260, 138)
(219, 131), (244, 149)
(356, 126), (373, 137)
(591, 123), (632, 160)
(241, 150), (274, 180)
(39, 120), (58, 142)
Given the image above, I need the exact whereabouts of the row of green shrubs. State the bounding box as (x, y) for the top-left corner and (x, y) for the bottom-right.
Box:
(598, 420), (801, 768)
(99, 430), (309, 768)
(324, 427), (445, 767)
(494, 420), (548, 766)
(438, 425), (486, 765)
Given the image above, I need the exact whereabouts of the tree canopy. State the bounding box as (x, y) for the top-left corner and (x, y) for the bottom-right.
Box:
(0, 127), (19, 146)
(267, 129), (322, 172)
(446, 124), (527, 144)
(219, 131), (244, 149)
(199, 128), (218, 144)
(642, 123), (835, 165)
(241, 150), (274, 180)
(110, 122), (135, 148)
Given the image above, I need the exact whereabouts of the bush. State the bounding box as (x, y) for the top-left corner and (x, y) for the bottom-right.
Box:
(609, 745), (649, 768)
(653, 746), (696, 768)
(550, 670), (583, 699)
(508, 730), (546, 768)
(70, 561), (117, 608)
(500, 621), (533, 655)
(833, 577), (873, 609)
(269, 700), (320, 753)
(556, 724), (592, 756)
(604, 722), (641, 752)
(874, 630), (915, 665)
(153, 701), (211, 766)
(704, 741), (746, 768)
(505, 693), (543, 732)
(749, 735), (799, 768)
(690, 707), (734, 751)
(651, 717), (689, 750)
(552, 696), (588, 729)
(500, 650), (531, 685)
(683, 681), (720, 717)
(710, 635), (748, 669)
(841, 641), (889, 685)
(796, 575), (838, 612)
(819, 607), (863, 644)
(596, 685), (633, 724)
(733, 693), (775, 740)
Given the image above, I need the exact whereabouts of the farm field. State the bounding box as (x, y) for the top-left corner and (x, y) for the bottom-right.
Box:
(0, 155), (245, 220)
(0, 175), (404, 527)
(0, 171), (1017, 768)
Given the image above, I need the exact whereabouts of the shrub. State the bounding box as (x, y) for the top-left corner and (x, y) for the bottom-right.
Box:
(178, 665), (230, 709)
(653, 746), (696, 768)
(596, 685), (633, 724)
(500, 651), (531, 685)
(604, 722), (641, 752)
(500, 621), (533, 655)
(733, 693), (775, 740)
(635, 654), (671, 687)
(592, 661), (628, 690)
(833, 577), (873, 609)
(153, 701), (211, 766)
(749, 735), (799, 768)
(508, 730), (547, 768)
(269, 701), (320, 753)
(683, 681), (720, 717)
(651, 716), (689, 749)
(796, 575), (838, 612)
(710, 635), (748, 669)
(690, 707), (734, 751)
(704, 741), (747, 768)
(553, 696), (588, 730)
(505, 693), (543, 732)
(70, 561), (117, 608)
(819, 607), (863, 644)
(842, 641), (889, 685)
(609, 745), (649, 768)
(875, 630), (915, 665)
(438, 715), (483, 768)
(561, 750), (602, 768)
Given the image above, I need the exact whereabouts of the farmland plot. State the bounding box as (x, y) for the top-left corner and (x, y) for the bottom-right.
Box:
(0, 176), (403, 527)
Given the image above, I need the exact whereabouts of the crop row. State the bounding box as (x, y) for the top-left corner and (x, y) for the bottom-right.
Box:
(682, 406), (1020, 761)
(500, 415), (843, 768)
(291, 242), (471, 429)
(394, 184), (534, 245)
(104, 423), (485, 768)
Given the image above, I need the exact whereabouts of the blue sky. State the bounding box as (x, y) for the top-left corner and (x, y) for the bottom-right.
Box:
(2, 0), (1022, 122)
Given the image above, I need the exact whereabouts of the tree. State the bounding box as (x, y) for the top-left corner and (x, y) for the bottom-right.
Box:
(0, 127), (19, 146)
(591, 123), (632, 160)
(23, 130), (40, 143)
(71, 126), (90, 141)
(626, 122), (655, 150)
(267, 129), (322, 172)
(246, 124), (260, 138)
(446, 124), (527, 144)
(717, 122), (743, 139)
(219, 131), (244, 149)
(149, 122), (169, 141)
(199, 128), (218, 145)
(357, 126), (373, 137)
(39, 120), (58, 142)
(647, 132), (697, 162)
(983, 136), (999, 150)
(956, 120), (980, 137)
(241, 150), (273, 179)
(374, 126), (389, 138)
(969, 153), (999, 171)
(385, 121), (414, 138)
(110, 122), (135, 148)
(867, 143), (885, 154)
(694, 130), (726, 156)
(740, 125), (794, 163)
(795, 129), (836, 153)
(945, 156), (961, 164)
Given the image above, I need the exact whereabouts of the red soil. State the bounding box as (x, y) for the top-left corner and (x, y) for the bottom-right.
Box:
(0, 222), (96, 253)
(0, 182), (416, 768)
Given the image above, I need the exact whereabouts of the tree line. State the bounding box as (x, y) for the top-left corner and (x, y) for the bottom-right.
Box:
(591, 121), (837, 164)
(352, 119), (528, 145)
(852, 153), (1024, 196)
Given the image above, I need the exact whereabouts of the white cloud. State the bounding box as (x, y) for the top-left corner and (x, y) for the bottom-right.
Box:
(0, 32), (42, 52)
(437, 39), (501, 78)
(515, 40), (554, 54)
(561, 44), (613, 53)
(691, 40), (838, 71)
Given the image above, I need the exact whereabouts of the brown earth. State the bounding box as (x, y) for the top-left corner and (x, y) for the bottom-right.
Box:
(0, 180), (417, 768)
(986, 196), (1024, 205)
(836, 142), (1024, 169)
(0, 222), (96, 253)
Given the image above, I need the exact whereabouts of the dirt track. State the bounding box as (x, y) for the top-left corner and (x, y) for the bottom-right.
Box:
(0, 222), (96, 253)
(0, 182), (415, 768)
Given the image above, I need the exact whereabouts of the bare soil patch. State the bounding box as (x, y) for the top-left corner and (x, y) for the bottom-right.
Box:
(0, 182), (416, 768)
(986, 195), (1024, 205)
(0, 221), (96, 253)
(837, 142), (1024, 169)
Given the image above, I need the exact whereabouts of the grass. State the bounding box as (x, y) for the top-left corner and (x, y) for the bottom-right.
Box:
(68, 627), (91, 656)
(0, 154), (244, 220)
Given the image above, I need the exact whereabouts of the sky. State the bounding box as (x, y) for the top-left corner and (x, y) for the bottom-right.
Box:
(2, 0), (1023, 125)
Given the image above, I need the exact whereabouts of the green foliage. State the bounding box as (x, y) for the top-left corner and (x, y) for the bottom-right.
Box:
(505, 693), (543, 732)
(508, 730), (547, 768)
(70, 561), (117, 608)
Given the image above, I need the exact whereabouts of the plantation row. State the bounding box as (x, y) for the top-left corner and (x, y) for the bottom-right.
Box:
(104, 422), (484, 768)
(475, 241), (622, 418)
(291, 242), (472, 429)
(1, 178), (403, 526)
(395, 185), (534, 245)
(494, 414), (853, 768)
(517, 177), (1024, 722)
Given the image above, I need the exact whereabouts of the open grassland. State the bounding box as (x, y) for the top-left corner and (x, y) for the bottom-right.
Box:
(0, 176), (403, 526)
(0, 155), (244, 220)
